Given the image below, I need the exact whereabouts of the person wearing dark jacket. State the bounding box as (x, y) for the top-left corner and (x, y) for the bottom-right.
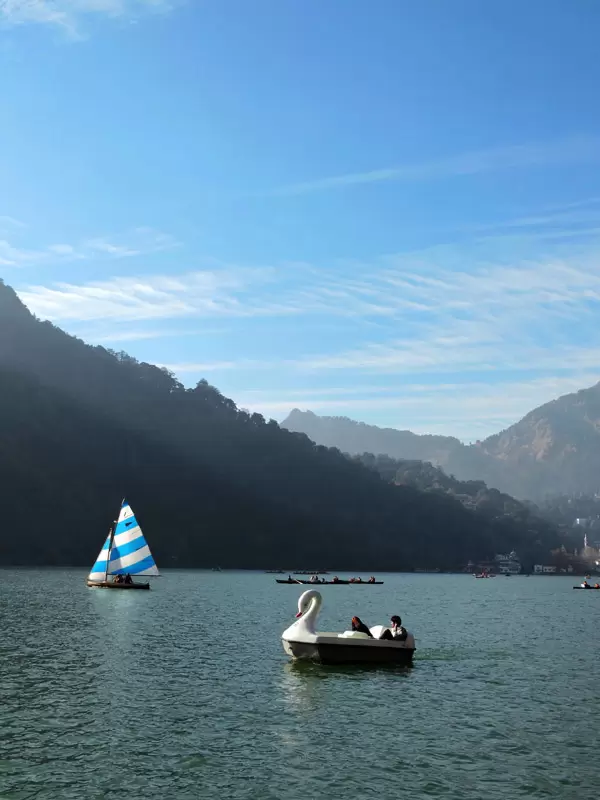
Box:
(351, 616), (373, 637)
(378, 615), (408, 641)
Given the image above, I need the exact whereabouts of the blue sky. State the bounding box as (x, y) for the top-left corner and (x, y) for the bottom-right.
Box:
(3, 0), (600, 440)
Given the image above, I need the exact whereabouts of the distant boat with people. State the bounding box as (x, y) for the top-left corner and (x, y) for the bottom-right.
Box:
(574, 577), (600, 589)
(87, 499), (159, 590)
(277, 575), (383, 585)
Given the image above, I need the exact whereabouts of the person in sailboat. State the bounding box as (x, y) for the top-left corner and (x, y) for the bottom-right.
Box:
(124, 573), (133, 585)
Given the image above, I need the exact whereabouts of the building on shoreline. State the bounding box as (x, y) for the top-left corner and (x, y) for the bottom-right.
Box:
(533, 564), (560, 574)
(494, 551), (522, 575)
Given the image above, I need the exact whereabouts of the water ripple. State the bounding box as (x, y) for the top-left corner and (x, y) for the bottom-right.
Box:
(1, 569), (599, 799)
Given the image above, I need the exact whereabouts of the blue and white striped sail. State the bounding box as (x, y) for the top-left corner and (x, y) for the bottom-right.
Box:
(88, 501), (159, 582)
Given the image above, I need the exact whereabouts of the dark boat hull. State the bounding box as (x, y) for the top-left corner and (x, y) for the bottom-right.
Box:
(276, 579), (383, 585)
(87, 581), (150, 590)
(283, 639), (414, 665)
(573, 586), (600, 590)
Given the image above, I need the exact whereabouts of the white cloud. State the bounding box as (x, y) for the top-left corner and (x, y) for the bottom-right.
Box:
(85, 239), (140, 257)
(0, 215), (26, 229)
(84, 326), (227, 344)
(84, 229), (179, 258)
(18, 268), (281, 322)
(47, 243), (80, 256)
(0, 225), (179, 268)
(287, 252), (600, 375)
(0, 0), (173, 37)
(268, 135), (600, 196)
(0, 239), (57, 266)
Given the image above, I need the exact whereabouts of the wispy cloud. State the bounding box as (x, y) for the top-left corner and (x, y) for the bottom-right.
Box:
(15, 209), (600, 440)
(0, 215), (26, 229)
(0, 225), (179, 267)
(0, 239), (65, 267)
(18, 268), (283, 322)
(83, 326), (227, 344)
(268, 135), (600, 196)
(0, 0), (173, 38)
(288, 252), (600, 375)
(85, 228), (180, 258)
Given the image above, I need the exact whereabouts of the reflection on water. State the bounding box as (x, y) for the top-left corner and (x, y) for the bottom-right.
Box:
(279, 659), (414, 714)
(1, 569), (600, 799)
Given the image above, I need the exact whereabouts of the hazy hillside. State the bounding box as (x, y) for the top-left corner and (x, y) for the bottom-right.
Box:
(283, 409), (507, 492)
(0, 279), (562, 568)
(479, 385), (600, 497)
(282, 389), (600, 501)
(282, 409), (463, 464)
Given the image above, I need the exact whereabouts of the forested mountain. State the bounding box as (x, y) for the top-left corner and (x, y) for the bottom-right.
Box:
(0, 279), (560, 568)
(351, 453), (565, 565)
(283, 394), (600, 501)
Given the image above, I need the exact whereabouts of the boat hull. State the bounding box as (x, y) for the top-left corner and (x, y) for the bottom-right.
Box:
(87, 580), (150, 590)
(573, 586), (600, 590)
(282, 638), (414, 665)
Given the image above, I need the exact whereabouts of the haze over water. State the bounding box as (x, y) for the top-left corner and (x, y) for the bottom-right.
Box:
(1, 570), (599, 799)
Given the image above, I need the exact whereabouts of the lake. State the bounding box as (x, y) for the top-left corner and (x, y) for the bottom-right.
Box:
(1, 569), (599, 799)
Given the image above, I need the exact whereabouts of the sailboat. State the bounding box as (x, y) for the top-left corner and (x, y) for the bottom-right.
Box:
(87, 499), (160, 590)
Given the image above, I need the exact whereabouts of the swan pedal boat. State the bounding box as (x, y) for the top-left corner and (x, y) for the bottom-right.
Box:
(87, 580), (150, 590)
(282, 590), (416, 666)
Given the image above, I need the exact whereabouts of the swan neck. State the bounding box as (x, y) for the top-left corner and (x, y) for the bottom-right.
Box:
(302, 593), (321, 633)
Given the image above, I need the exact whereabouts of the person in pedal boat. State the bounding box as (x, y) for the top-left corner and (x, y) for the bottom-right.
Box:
(351, 616), (373, 637)
(378, 615), (408, 641)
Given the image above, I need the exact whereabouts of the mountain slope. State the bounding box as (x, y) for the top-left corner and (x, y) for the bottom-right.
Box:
(282, 409), (505, 491)
(281, 409), (463, 464)
(479, 383), (600, 497)
(282, 383), (600, 500)
(0, 278), (560, 568)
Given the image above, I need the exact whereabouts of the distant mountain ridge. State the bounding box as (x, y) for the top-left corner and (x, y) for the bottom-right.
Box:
(282, 389), (600, 500)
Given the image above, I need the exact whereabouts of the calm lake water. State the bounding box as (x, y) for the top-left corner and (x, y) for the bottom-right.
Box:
(1, 569), (599, 799)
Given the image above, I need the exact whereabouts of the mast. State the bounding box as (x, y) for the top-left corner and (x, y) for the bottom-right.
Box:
(104, 522), (116, 583)
(104, 498), (126, 583)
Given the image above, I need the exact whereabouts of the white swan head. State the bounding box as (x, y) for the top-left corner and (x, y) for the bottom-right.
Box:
(282, 590), (322, 641)
(295, 589), (321, 619)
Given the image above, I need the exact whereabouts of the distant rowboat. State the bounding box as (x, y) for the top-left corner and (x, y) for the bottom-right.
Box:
(276, 578), (383, 585)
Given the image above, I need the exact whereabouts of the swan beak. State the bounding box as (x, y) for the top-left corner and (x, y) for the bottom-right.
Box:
(295, 611), (303, 618)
